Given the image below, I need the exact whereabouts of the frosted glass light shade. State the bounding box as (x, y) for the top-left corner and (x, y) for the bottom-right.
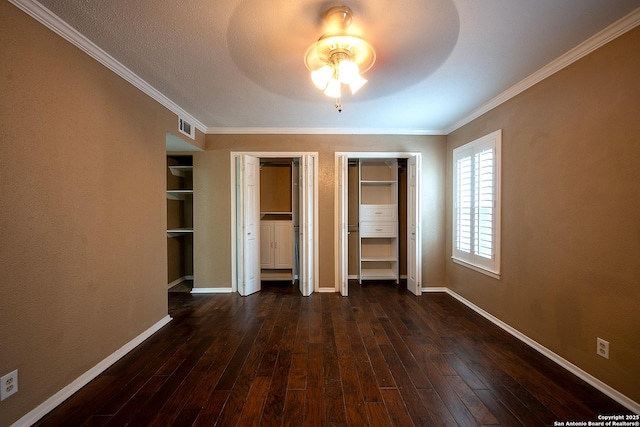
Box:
(338, 60), (359, 84)
(323, 77), (342, 98)
(311, 65), (333, 90)
(348, 73), (367, 94)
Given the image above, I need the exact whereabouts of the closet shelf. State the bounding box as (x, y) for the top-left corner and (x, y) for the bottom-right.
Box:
(167, 228), (194, 237)
(261, 269), (294, 281)
(361, 256), (397, 262)
(168, 165), (193, 177)
(167, 190), (193, 200)
(360, 268), (397, 280)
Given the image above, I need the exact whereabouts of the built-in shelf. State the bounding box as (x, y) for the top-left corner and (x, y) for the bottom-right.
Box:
(361, 256), (397, 261)
(168, 165), (193, 177)
(260, 212), (293, 221)
(261, 269), (294, 281)
(360, 267), (397, 280)
(167, 155), (194, 288)
(167, 228), (194, 238)
(166, 189), (193, 200)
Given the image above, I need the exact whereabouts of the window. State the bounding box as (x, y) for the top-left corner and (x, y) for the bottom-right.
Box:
(452, 130), (501, 276)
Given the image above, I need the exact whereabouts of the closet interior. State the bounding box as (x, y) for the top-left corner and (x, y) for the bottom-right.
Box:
(259, 158), (299, 283)
(348, 158), (407, 283)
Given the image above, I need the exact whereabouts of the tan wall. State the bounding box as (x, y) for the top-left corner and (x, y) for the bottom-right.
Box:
(0, 3), (176, 425)
(446, 27), (640, 403)
(193, 135), (447, 290)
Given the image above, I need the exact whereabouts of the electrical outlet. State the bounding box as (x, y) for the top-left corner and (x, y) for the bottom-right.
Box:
(597, 338), (609, 359)
(1, 370), (18, 400)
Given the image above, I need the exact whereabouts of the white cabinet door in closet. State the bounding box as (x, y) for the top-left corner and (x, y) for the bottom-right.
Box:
(274, 221), (293, 269)
(260, 220), (293, 269)
(260, 222), (275, 269)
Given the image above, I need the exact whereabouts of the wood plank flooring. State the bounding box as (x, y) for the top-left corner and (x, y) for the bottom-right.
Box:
(35, 281), (631, 426)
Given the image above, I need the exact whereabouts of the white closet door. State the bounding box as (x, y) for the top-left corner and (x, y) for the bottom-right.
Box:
(406, 154), (422, 295)
(337, 154), (349, 296)
(299, 155), (316, 296)
(240, 154), (260, 296)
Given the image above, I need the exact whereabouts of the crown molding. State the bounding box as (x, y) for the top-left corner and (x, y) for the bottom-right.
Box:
(206, 127), (445, 136)
(8, 0), (207, 134)
(445, 6), (640, 135)
(11, 1), (639, 137)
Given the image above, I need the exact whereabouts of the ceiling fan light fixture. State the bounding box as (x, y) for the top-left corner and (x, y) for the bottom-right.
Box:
(304, 6), (375, 110)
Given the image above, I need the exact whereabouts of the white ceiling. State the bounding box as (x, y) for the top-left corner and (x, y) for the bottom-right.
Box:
(25, 0), (640, 134)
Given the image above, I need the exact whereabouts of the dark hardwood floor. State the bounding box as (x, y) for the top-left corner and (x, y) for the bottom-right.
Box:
(35, 281), (631, 426)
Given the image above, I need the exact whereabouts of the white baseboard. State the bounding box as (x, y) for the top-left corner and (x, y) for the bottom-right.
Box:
(440, 288), (640, 414)
(422, 286), (448, 293)
(190, 287), (232, 294)
(12, 315), (172, 427)
(347, 275), (409, 281)
(167, 276), (189, 289)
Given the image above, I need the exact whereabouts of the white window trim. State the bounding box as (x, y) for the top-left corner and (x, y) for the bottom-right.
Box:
(452, 129), (502, 278)
(451, 258), (501, 279)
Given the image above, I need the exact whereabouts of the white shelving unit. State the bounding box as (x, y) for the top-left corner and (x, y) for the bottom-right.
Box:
(166, 157), (194, 287)
(358, 159), (398, 283)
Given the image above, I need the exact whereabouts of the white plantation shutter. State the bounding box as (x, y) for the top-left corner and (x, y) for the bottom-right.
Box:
(474, 148), (493, 259)
(455, 156), (472, 254)
(453, 130), (501, 275)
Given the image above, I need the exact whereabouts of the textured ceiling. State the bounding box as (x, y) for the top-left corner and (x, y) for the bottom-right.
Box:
(34, 0), (640, 133)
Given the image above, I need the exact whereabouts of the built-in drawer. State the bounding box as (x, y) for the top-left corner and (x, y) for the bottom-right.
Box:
(360, 223), (397, 237)
(360, 205), (397, 222)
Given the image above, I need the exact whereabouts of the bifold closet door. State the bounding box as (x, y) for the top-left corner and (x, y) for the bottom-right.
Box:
(406, 154), (422, 296)
(239, 154), (260, 296)
(298, 155), (316, 296)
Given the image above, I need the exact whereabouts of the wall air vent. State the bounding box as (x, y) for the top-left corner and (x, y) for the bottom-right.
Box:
(178, 116), (195, 140)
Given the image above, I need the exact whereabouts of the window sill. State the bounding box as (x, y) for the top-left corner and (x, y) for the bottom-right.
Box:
(452, 257), (501, 280)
